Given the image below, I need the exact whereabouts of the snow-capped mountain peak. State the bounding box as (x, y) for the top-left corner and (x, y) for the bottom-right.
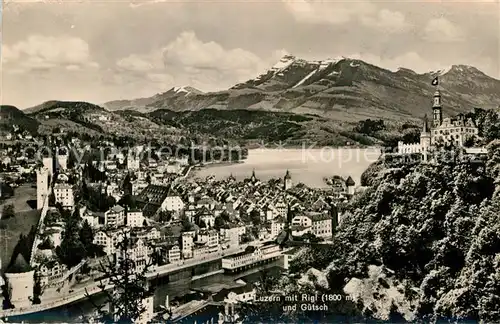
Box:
(436, 66), (453, 76)
(270, 54), (297, 72)
(167, 86), (203, 96)
(173, 86), (188, 93)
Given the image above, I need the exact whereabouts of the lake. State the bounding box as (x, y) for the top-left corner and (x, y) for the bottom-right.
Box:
(192, 148), (382, 188)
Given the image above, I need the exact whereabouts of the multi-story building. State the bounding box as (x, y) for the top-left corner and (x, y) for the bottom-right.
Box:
(164, 192), (184, 212)
(126, 209), (144, 228)
(291, 212), (333, 238)
(82, 211), (101, 228)
(270, 216), (286, 238)
(93, 228), (128, 256)
(53, 183), (74, 209)
(181, 231), (195, 259)
(135, 184), (184, 217)
(127, 155), (140, 171)
(116, 238), (150, 273)
(167, 244), (181, 263)
(131, 226), (161, 241)
(197, 229), (219, 254)
(221, 243), (281, 272)
(104, 205), (126, 227)
(309, 213), (333, 238)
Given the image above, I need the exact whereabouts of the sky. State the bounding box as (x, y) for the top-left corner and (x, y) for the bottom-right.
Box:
(1, 0), (499, 109)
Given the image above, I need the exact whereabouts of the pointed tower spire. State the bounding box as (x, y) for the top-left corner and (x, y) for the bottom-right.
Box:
(422, 114), (429, 133)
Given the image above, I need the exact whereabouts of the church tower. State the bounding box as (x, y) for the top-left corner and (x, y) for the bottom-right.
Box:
(284, 170), (292, 190)
(432, 90), (443, 128)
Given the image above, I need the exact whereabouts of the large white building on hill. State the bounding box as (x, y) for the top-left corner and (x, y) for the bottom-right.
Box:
(398, 87), (479, 157)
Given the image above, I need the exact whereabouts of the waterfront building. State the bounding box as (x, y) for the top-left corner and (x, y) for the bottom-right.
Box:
(222, 243), (281, 272)
(212, 283), (256, 304)
(181, 231), (195, 259)
(116, 238), (150, 273)
(167, 244), (181, 264)
(197, 230), (219, 254)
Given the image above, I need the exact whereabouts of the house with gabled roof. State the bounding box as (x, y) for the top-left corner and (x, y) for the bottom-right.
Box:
(195, 206), (215, 228)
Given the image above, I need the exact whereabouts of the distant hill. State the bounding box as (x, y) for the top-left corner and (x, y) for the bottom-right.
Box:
(104, 56), (500, 122)
(25, 100), (105, 116)
(116, 108), (417, 147)
(103, 86), (204, 113)
(0, 105), (39, 134)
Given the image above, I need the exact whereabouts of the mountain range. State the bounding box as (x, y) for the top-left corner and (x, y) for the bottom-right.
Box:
(3, 55), (500, 146)
(102, 55), (500, 121)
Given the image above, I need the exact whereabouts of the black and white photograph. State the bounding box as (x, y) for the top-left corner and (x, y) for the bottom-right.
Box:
(1, 0), (500, 322)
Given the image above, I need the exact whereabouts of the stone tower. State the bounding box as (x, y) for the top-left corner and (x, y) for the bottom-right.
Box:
(36, 167), (49, 209)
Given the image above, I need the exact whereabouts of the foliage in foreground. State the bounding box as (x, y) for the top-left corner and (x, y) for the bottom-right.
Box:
(290, 146), (500, 322)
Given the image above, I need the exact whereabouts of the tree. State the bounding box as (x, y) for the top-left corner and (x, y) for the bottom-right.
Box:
(85, 232), (156, 323)
(180, 215), (194, 232)
(79, 220), (94, 255)
(2, 284), (14, 310)
(2, 204), (15, 219)
(250, 210), (261, 226)
(32, 273), (43, 304)
(214, 216), (226, 230)
(158, 210), (172, 223)
(48, 193), (56, 206)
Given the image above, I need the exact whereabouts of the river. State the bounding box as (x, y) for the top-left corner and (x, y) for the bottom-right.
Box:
(5, 260), (284, 323)
(192, 148), (381, 187)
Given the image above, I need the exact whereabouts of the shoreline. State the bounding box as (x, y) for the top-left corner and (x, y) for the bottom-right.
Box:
(245, 144), (383, 150)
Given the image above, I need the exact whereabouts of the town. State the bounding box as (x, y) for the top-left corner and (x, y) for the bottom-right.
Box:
(0, 131), (355, 322)
(1, 76), (493, 323)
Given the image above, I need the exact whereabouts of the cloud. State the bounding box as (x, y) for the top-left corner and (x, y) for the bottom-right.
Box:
(282, 0), (375, 25)
(360, 9), (410, 32)
(423, 17), (465, 42)
(2, 35), (99, 73)
(113, 31), (283, 92)
(116, 54), (155, 72)
(161, 31), (266, 77)
(282, 0), (408, 32)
